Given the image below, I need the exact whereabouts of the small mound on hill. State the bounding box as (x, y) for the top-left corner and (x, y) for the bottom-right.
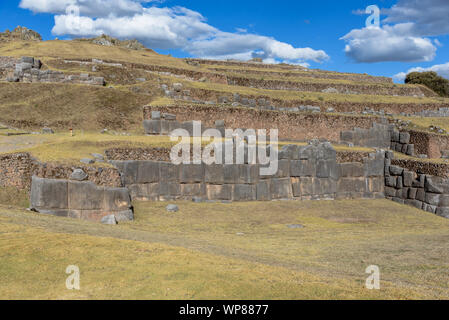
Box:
(76, 34), (152, 52)
(0, 26), (42, 42)
(405, 71), (449, 97)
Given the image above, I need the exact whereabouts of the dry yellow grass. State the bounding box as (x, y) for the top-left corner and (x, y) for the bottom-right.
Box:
(0, 199), (448, 299)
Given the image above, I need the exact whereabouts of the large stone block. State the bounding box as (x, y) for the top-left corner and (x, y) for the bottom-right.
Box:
(143, 120), (161, 135)
(364, 158), (384, 177)
(103, 187), (131, 211)
(389, 166), (403, 176)
(385, 176), (396, 188)
(256, 180), (271, 201)
(385, 186), (396, 198)
(136, 161), (160, 184)
(181, 183), (205, 197)
(337, 177), (367, 193)
(30, 176), (68, 209)
(340, 163), (364, 177)
(68, 181), (104, 210)
(233, 184), (256, 201)
(416, 188), (426, 202)
(399, 132), (411, 144)
(270, 178), (292, 199)
(159, 162), (179, 182)
(436, 207), (449, 218)
(403, 171), (414, 187)
(238, 164), (260, 184)
(438, 195), (449, 207)
(128, 183), (159, 201)
(425, 176), (444, 194)
(274, 160), (290, 178)
(408, 188), (418, 200)
(314, 178), (337, 196)
(316, 159), (339, 179)
(367, 177), (384, 193)
(206, 184), (232, 200)
(180, 164), (204, 183)
(205, 164), (225, 184)
(223, 164), (240, 184)
(159, 182), (181, 199)
(425, 193), (440, 206)
(290, 160), (316, 177)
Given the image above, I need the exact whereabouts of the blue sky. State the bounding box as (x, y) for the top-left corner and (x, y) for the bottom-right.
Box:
(1, 0), (449, 81)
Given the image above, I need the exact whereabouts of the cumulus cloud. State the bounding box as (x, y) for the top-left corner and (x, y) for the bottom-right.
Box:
(393, 62), (449, 82)
(341, 25), (437, 63)
(19, 0), (329, 65)
(384, 0), (449, 37)
(341, 0), (449, 63)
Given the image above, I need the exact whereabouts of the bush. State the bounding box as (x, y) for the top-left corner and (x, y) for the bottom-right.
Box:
(405, 71), (449, 97)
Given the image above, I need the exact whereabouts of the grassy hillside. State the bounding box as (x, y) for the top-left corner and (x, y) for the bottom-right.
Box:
(0, 82), (153, 131)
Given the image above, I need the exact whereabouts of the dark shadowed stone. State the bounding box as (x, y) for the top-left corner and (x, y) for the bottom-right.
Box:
(101, 215), (117, 225)
(399, 132), (410, 144)
(389, 166), (403, 176)
(192, 197), (203, 203)
(70, 169), (88, 181)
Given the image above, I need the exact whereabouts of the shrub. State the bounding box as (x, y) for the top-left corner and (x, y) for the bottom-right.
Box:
(405, 71), (449, 97)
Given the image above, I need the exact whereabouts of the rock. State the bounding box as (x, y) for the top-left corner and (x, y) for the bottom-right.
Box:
(70, 169), (88, 181)
(192, 197), (203, 203)
(173, 83), (183, 92)
(166, 204), (179, 212)
(42, 127), (54, 134)
(151, 111), (161, 120)
(101, 215), (117, 225)
(287, 224), (305, 229)
(136, 78), (146, 82)
(91, 153), (104, 161)
(80, 158), (95, 164)
(322, 87), (339, 94)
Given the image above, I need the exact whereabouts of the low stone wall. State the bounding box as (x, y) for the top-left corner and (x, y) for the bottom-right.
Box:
(209, 67), (393, 84)
(0, 152), (122, 190)
(110, 143), (385, 202)
(182, 86), (449, 115)
(30, 176), (133, 222)
(385, 153), (449, 218)
(226, 75), (431, 97)
(410, 130), (449, 159)
(143, 105), (379, 142)
(340, 122), (392, 148)
(0, 56), (105, 86)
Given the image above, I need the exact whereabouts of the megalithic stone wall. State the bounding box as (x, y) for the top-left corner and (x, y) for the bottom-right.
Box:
(384, 152), (449, 219)
(110, 142), (386, 202)
(30, 176), (134, 222)
(340, 122), (393, 149)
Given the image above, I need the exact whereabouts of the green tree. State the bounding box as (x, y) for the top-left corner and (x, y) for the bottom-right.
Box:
(405, 71), (449, 97)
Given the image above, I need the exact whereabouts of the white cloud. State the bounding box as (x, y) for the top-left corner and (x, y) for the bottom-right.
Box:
(394, 62), (449, 82)
(341, 25), (437, 63)
(19, 0), (329, 65)
(341, 0), (449, 63)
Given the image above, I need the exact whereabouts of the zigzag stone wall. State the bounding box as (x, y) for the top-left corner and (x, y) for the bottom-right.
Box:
(110, 142), (386, 202)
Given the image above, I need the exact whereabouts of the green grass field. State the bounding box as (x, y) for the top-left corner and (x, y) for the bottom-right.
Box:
(0, 199), (448, 299)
